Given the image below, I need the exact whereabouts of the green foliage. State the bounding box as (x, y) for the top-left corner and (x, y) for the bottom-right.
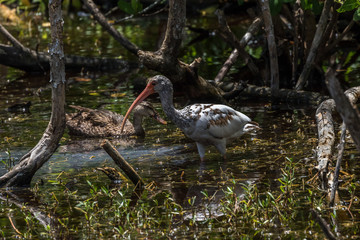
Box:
(336, 0), (360, 21)
(355, 8), (360, 20)
(117, 0), (143, 15)
(336, 0), (360, 12)
(270, 0), (296, 15)
(301, 0), (323, 14)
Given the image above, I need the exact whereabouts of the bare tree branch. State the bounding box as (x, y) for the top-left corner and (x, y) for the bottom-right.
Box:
(214, 10), (261, 83)
(295, 0), (334, 90)
(83, 0), (140, 55)
(259, 0), (279, 96)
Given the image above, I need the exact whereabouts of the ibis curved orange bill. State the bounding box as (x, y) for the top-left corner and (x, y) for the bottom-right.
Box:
(120, 82), (165, 133)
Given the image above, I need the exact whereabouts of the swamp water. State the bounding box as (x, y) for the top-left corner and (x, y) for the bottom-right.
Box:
(0, 13), (359, 239)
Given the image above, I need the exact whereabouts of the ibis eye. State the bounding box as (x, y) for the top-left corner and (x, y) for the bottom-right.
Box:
(151, 81), (156, 86)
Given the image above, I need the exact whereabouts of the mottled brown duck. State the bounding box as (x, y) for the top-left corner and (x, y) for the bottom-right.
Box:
(66, 101), (166, 137)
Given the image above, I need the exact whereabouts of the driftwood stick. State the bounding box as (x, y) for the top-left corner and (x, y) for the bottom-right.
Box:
(101, 139), (144, 189)
(329, 123), (346, 207)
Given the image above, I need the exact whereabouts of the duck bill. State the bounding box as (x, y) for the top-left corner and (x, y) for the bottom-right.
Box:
(120, 83), (156, 133)
(153, 114), (167, 125)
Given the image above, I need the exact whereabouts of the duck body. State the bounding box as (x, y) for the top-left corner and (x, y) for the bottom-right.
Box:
(66, 101), (166, 138)
(121, 75), (259, 160)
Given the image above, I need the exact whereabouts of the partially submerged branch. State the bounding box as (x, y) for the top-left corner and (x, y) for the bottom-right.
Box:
(101, 139), (144, 189)
(242, 84), (328, 105)
(315, 76), (360, 190)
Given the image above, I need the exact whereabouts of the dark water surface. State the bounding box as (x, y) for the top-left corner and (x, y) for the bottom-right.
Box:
(0, 13), (359, 239)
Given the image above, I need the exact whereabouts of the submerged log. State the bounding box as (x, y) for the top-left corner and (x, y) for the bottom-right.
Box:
(0, 44), (135, 72)
(241, 84), (328, 105)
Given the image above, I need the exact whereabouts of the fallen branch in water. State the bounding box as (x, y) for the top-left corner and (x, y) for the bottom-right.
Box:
(101, 139), (144, 189)
(315, 66), (360, 191)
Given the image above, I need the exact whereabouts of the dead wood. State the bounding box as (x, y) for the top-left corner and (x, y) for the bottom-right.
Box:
(241, 84), (328, 105)
(295, 0), (334, 90)
(259, 0), (279, 96)
(101, 139), (144, 189)
(0, 0), (66, 188)
(291, 0), (303, 85)
(214, 10), (260, 81)
(310, 209), (337, 240)
(315, 74), (360, 190)
(329, 123), (346, 207)
(0, 189), (63, 237)
(0, 43), (134, 72)
(84, 0), (225, 102)
(326, 68), (360, 151)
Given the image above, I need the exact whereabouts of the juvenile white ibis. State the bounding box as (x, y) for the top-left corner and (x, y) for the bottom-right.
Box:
(66, 101), (166, 137)
(120, 75), (260, 160)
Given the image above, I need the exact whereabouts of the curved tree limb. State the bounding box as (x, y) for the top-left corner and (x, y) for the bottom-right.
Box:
(0, 0), (66, 188)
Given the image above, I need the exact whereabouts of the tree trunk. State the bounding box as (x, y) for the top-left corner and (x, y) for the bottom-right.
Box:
(0, 0), (66, 188)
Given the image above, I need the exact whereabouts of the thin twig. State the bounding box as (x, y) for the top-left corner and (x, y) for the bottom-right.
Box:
(329, 122), (346, 207)
(214, 10), (260, 83)
(0, 23), (27, 51)
(114, 0), (166, 23)
(311, 209), (337, 240)
(8, 215), (23, 236)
